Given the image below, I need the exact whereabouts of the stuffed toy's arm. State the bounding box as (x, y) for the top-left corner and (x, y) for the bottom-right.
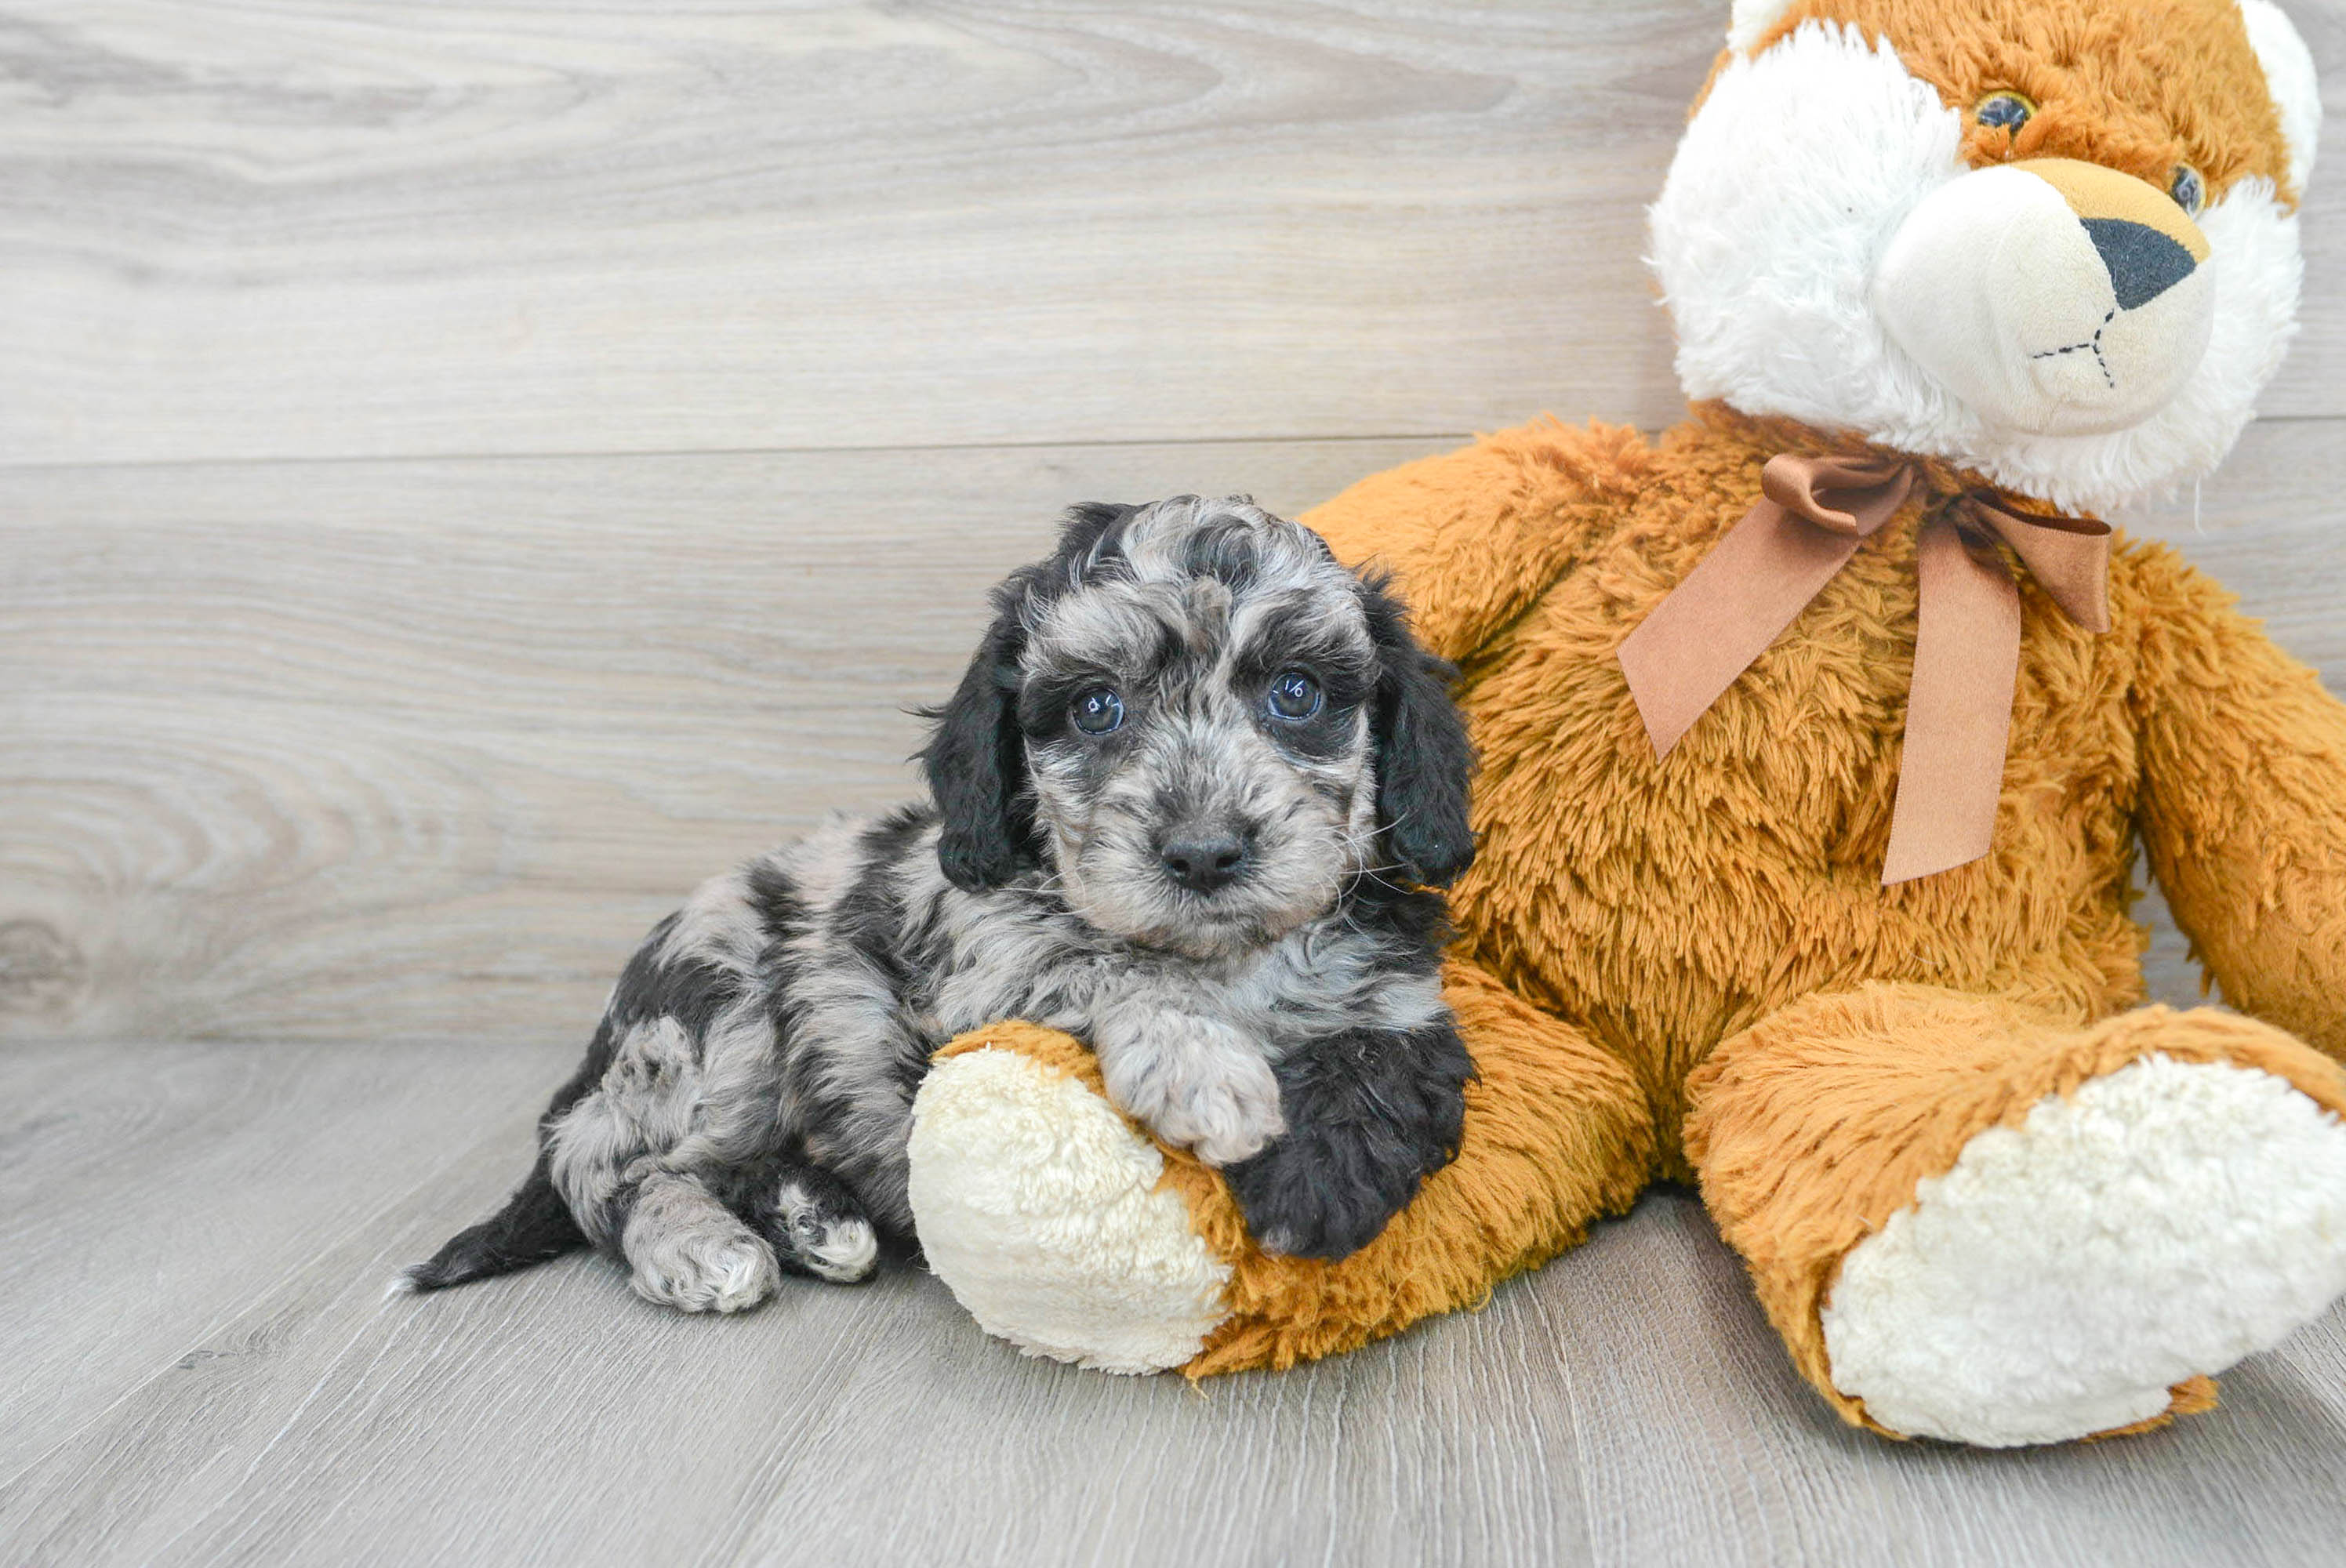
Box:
(2130, 543), (2346, 1060)
(907, 958), (1656, 1376)
(1300, 420), (1649, 663)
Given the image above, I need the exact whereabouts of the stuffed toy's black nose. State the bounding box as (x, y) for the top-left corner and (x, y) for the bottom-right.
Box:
(1160, 834), (1248, 892)
(2083, 217), (2198, 310)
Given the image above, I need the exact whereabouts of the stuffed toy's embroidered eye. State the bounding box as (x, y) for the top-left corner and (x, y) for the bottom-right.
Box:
(2170, 165), (2206, 215)
(1070, 685), (1124, 735)
(1265, 669), (1324, 721)
(1974, 91), (2036, 135)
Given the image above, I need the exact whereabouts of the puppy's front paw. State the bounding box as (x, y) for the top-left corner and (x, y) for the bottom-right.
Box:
(1224, 1123), (1414, 1261)
(1225, 1022), (1471, 1261)
(1163, 1063), (1287, 1168)
(1099, 1015), (1285, 1167)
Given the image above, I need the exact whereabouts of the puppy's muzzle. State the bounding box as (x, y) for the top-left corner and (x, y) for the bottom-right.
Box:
(1158, 829), (1252, 895)
(1872, 158), (2213, 437)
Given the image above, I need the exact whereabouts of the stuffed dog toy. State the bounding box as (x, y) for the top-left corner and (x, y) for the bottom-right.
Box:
(902, 0), (2346, 1448)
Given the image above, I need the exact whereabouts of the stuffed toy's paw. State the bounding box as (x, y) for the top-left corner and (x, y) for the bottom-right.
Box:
(905, 1025), (1235, 1374)
(1690, 989), (2346, 1447)
(901, 0), (2346, 1441)
(1820, 1051), (2346, 1446)
(906, 963), (1656, 1376)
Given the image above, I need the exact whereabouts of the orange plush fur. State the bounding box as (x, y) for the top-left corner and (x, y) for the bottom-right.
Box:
(1737, 0), (2299, 207)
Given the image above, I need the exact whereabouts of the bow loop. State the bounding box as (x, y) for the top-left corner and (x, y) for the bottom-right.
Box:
(1957, 489), (2114, 633)
(1760, 453), (1915, 538)
(1617, 454), (2110, 885)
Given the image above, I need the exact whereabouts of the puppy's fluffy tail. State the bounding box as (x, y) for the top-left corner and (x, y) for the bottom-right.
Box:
(398, 1152), (586, 1294)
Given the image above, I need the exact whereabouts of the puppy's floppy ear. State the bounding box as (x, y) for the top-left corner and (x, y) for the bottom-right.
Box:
(921, 502), (1138, 891)
(1360, 574), (1476, 887)
(921, 584), (1034, 891)
(1051, 499), (1140, 570)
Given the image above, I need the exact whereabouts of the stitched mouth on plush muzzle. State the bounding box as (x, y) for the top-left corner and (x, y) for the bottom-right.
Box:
(1874, 157), (2214, 437)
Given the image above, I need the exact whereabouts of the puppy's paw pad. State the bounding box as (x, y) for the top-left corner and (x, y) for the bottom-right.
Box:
(787, 1213), (879, 1283)
(772, 1178), (879, 1284)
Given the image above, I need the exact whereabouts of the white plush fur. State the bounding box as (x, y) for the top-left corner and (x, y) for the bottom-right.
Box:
(1651, 20), (2306, 516)
(1654, 25), (1957, 448)
(906, 1047), (1233, 1374)
(2240, 0), (2322, 199)
(1991, 176), (2300, 512)
(1820, 1056), (2346, 1446)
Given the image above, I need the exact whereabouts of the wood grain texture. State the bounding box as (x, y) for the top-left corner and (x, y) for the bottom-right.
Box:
(6, 1042), (2346, 1567)
(1544, 1193), (2346, 1568)
(0, 436), (1464, 1044)
(5, 424), (2338, 1043)
(0, 1040), (571, 1482)
(0, 1044), (1586, 1568)
(2, 0), (2341, 467)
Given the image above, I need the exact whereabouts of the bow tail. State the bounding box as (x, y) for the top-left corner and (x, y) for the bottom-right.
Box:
(1618, 497), (1865, 757)
(1879, 519), (2025, 885)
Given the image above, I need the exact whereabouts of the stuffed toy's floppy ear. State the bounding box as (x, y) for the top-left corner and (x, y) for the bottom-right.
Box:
(1360, 575), (1476, 887)
(1725, 0), (1796, 53)
(2239, 0), (2322, 201)
(922, 502), (1138, 890)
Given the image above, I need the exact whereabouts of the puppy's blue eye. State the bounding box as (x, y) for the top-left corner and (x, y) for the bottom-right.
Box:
(1071, 686), (1124, 735)
(1265, 669), (1322, 722)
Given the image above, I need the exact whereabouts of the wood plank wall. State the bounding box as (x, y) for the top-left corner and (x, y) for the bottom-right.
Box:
(4, 1), (2342, 1043)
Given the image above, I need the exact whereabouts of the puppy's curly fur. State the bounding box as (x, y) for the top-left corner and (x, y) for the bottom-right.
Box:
(404, 496), (1476, 1312)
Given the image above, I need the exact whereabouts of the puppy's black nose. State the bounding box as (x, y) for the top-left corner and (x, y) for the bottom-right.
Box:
(1160, 834), (1248, 894)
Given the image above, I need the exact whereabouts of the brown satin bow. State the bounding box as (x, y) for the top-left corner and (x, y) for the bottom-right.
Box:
(1616, 453), (2112, 885)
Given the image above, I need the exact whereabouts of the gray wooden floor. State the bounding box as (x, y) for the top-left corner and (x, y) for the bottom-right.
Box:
(8, 1041), (2346, 1567)
(7, 2), (2346, 1564)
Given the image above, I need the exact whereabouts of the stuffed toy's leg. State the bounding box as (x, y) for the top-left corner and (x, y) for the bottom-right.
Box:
(906, 960), (1654, 1374)
(1685, 984), (2346, 1447)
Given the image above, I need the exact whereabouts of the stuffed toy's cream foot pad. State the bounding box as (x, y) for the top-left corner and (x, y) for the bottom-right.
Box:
(1821, 1055), (2346, 1446)
(909, 1038), (1232, 1373)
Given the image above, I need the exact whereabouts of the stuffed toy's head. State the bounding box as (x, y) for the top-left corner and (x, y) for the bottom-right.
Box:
(1651, 0), (2321, 514)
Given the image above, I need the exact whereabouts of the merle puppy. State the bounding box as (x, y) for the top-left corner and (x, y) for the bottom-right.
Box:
(405, 495), (1476, 1314)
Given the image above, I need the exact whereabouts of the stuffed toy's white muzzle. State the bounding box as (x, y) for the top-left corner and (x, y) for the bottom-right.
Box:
(1874, 158), (2213, 437)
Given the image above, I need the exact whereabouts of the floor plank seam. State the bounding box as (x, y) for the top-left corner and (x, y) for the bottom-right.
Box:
(0, 430), (1493, 479)
(5, 417), (2335, 481)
